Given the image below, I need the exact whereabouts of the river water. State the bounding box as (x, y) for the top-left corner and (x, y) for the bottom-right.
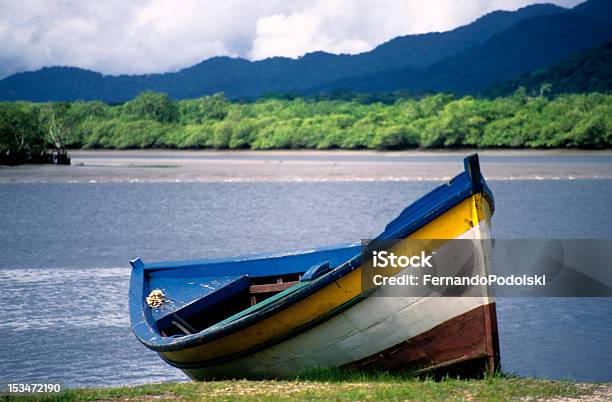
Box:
(0, 154), (611, 387)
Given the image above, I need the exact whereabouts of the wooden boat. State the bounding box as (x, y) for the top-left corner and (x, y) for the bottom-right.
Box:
(129, 154), (499, 379)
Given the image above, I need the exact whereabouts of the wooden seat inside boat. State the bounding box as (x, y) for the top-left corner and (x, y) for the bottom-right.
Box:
(141, 244), (361, 337)
(151, 272), (309, 337)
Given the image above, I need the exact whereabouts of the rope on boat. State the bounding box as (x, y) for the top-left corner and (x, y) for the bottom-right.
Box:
(146, 289), (166, 308)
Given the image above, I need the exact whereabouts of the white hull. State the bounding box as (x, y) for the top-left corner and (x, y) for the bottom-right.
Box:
(185, 222), (494, 379)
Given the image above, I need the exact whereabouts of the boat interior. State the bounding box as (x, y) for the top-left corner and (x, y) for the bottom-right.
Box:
(141, 244), (361, 337)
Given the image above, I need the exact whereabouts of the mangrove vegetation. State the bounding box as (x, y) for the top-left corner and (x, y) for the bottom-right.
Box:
(1, 90), (610, 163)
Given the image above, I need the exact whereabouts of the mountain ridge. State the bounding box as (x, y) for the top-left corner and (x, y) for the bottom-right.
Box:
(313, 10), (611, 95)
(1, 0), (610, 102)
(490, 39), (612, 96)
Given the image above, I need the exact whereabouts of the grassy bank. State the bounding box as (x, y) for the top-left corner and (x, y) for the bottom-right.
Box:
(4, 371), (609, 401)
(1, 91), (611, 164)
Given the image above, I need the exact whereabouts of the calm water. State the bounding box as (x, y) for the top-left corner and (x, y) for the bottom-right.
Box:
(1, 179), (611, 387)
(74, 151), (612, 165)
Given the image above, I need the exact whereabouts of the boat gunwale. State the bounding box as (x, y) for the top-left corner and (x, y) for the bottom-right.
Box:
(142, 242), (361, 274)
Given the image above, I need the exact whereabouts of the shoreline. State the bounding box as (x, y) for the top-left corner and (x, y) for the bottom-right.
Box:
(69, 148), (612, 156)
(6, 376), (611, 401)
(1, 149), (612, 183)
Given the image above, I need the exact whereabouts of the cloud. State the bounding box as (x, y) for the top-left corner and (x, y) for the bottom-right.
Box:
(249, 0), (584, 60)
(0, 0), (585, 79)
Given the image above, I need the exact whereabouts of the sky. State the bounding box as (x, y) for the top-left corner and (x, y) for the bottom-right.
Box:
(0, 0), (585, 80)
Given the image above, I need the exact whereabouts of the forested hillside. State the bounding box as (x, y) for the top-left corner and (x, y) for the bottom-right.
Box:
(491, 40), (612, 96)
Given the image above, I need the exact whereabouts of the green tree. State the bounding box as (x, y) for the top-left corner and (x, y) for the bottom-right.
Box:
(40, 102), (76, 149)
(123, 92), (179, 123)
(0, 103), (46, 163)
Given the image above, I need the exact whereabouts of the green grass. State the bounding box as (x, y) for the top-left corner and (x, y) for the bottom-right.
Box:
(3, 370), (607, 401)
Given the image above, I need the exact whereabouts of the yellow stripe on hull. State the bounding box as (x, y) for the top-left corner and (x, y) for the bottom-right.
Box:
(162, 193), (491, 364)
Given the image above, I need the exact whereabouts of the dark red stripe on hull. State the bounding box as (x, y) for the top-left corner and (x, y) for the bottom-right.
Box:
(346, 302), (500, 376)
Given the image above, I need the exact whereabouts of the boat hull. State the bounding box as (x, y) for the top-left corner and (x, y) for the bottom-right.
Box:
(184, 299), (498, 380)
(129, 154), (499, 379)
(166, 197), (497, 379)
